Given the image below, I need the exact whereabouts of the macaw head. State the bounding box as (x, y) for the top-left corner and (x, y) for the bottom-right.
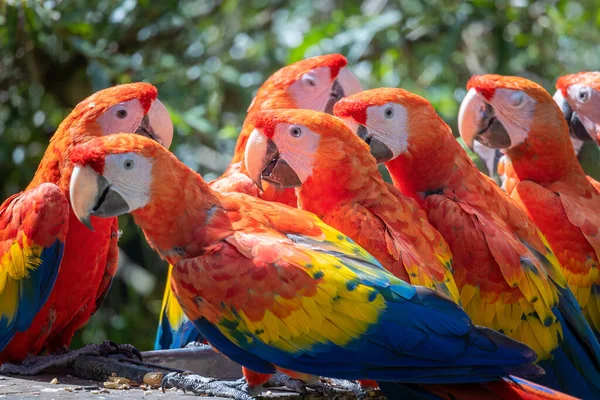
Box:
(58, 82), (173, 149)
(333, 87), (450, 164)
(250, 54), (362, 114)
(458, 74), (570, 153)
(555, 72), (600, 145)
(69, 134), (174, 230)
(244, 108), (367, 191)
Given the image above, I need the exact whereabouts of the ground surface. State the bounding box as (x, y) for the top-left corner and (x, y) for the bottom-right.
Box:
(0, 374), (386, 399)
(0, 346), (386, 399)
(0, 374), (315, 399)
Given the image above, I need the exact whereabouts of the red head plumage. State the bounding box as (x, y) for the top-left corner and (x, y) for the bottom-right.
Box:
(334, 88), (432, 124)
(249, 54), (348, 113)
(70, 134), (165, 175)
(467, 74), (551, 103)
(67, 82), (157, 124)
(556, 72), (600, 96)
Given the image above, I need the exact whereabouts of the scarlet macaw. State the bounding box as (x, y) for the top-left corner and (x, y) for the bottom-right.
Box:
(0, 83), (172, 374)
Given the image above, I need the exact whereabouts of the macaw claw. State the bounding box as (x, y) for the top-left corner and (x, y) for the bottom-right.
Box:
(161, 372), (256, 400)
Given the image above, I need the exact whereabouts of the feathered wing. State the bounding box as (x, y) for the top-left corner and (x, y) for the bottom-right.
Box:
(0, 184), (69, 352)
(155, 264), (202, 349)
(390, 376), (578, 400)
(512, 179), (600, 339)
(170, 198), (537, 383)
(423, 172), (600, 397)
(322, 197), (460, 304)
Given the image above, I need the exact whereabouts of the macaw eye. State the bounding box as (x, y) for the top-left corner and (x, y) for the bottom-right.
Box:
(578, 87), (590, 102)
(116, 109), (128, 119)
(509, 91), (523, 106)
(289, 125), (302, 137)
(384, 106), (394, 119)
(123, 159), (135, 170)
(301, 73), (317, 88)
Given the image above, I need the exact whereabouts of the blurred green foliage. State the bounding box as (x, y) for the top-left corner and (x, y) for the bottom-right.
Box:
(1, 0), (599, 350)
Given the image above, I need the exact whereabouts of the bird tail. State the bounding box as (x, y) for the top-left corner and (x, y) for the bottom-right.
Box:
(154, 265), (203, 349)
(378, 376), (578, 400)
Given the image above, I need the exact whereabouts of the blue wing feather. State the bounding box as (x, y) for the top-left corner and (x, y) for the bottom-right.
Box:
(16, 240), (64, 332)
(193, 284), (539, 383)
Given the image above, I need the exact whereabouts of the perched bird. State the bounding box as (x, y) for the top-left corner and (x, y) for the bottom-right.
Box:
(211, 53), (362, 207)
(466, 72), (600, 191)
(334, 87), (600, 398)
(554, 71), (600, 191)
(70, 133), (556, 400)
(156, 54), (362, 352)
(459, 74), (600, 344)
(244, 109), (460, 305)
(0, 83), (173, 373)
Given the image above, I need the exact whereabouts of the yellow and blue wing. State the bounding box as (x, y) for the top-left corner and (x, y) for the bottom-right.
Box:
(0, 183), (69, 351)
(172, 218), (539, 384)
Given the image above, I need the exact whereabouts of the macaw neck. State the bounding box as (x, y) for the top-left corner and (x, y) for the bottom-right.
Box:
(132, 167), (232, 266)
(27, 128), (92, 192)
(505, 123), (584, 184)
(385, 126), (459, 207)
(297, 152), (383, 218)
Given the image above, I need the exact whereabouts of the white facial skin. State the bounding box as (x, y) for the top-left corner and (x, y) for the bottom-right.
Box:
(96, 99), (146, 136)
(288, 66), (335, 111)
(102, 152), (153, 211)
(564, 84), (600, 140)
(459, 88), (536, 150)
(271, 122), (321, 182)
(95, 98), (174, 149)
(486, 88), (536, 149)
(340, 102), (408, 158)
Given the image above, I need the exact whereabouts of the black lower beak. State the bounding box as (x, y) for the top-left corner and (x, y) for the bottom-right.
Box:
(136, 114), (161, 144)
(356, 124), (394, 163)
(557, 97), (592, 141)
(260, 139), (302, 189)
(91, 175), (130, 218)
(324, 79), (345, 115)
(475, 104), (511, 149)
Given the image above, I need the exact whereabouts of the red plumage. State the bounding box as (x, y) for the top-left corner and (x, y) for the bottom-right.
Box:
(1, 83), (161, 362)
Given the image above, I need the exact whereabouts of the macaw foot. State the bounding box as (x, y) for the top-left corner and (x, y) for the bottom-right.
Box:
(264, 372), (337, 396)
(327, 379), (372, 399)
(161, 372), (258, 400)
(0, 340), (143, 376)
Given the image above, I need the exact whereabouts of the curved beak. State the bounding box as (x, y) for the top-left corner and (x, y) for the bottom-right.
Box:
(458, 88), (511, 150)
(356, 124), (394, 163)
(553, 90), (593, 142)
(70, 165), (131, 231)
(136, 98), (174, 149)
(244, 129), (302, 191)
(323, 68), (362, 115)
